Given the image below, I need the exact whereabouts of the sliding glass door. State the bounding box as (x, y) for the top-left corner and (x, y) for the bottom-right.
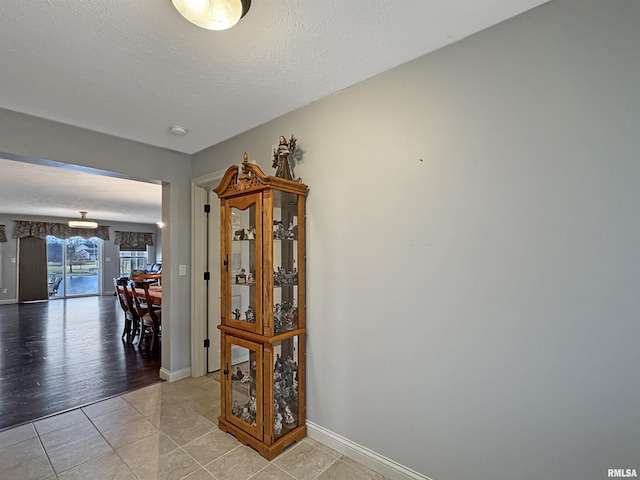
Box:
(47, 236), (101, 298)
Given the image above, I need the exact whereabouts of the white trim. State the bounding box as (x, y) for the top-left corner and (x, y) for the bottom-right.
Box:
(0, 299), (17, 305)
(306, 421), (433, 480)
(159, 366), (191, 382)
(192, 168), (228, 187)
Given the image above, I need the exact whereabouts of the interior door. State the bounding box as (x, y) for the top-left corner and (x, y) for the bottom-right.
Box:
(208, 189), (221, 372)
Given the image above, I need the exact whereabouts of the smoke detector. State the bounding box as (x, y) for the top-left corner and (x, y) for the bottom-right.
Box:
(169, 124), (188, 136)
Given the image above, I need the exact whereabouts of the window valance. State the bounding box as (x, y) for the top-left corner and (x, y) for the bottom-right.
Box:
(114, 231), (154, 251)
(0, 225), (6, 243)
(13, 221), (110, 241)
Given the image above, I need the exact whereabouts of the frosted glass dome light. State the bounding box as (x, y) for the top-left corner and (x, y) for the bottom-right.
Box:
(171, 0), (251, 31)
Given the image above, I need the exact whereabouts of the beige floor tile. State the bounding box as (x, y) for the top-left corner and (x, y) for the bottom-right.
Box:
(0, 379), (389, 480)
(34, 410), (87, 436)
(102, 416), (159, 449)
(181, 467), (216, 480)
(0, 436), (45, 469)
(301, 438), (341, 459)
(247, 464), (296, 480)
(159, 413), (216, 446)
(189, 394), (220, 418)
(182, 429), (240, 465)
(121, 385), (164, 417)
(129, 448), (200, 480)
(114, 474), (137, 480)
(160, 378), (206, 396)
(144, 398), (195, 429)
(82, 396), (129, 419)
(0, 453), (54, 480)
(0, 423), (37, 450)
(193, 405), (219, 424)
(339, 456), (389, 480)
(40, 419), (100, 452)
(47, 434), (113, 474)
(91, 405), (145, 433)
(316, 458), (389, 480)
(116, 432), (178, 470)
(57, 452), (131, 480)
(272, 441), (339, 480)
(204, 446), (269, 480)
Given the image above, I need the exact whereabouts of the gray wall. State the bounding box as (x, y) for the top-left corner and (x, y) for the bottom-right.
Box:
(192, 1), (640, 479)
(0, 111), (193, 375)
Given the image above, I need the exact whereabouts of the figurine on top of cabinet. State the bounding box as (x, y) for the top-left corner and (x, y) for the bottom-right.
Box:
(272, 135), (299, 181)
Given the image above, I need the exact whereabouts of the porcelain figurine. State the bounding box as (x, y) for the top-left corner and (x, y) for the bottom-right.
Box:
(283, 405), (296, 425)
(240, 407), (252, 423)
(274, 410), (283, 436)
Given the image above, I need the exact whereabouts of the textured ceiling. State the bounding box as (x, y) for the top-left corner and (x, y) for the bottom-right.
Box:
(0, 158), (162, 225)
(0, 0), (549, 224)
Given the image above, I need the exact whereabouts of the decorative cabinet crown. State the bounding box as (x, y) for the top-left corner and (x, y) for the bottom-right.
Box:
(214, 154), (307, 198)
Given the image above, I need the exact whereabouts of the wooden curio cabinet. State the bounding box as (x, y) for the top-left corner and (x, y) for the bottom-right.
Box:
(213, 155), (308, 460)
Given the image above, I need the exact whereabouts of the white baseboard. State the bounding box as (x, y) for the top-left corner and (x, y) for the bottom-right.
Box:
(159, 366), (191, 382)
(0, 299), (17, 305)
(306, 421), (433, 480)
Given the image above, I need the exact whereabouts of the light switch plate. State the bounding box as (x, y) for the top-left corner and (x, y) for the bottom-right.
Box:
(179, 264), (187, 276)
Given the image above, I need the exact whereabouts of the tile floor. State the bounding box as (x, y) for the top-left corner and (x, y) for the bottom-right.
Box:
(0, 375), (388, 480)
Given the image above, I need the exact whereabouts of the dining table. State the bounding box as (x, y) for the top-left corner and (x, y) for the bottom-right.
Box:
(134, 285), (162, 306)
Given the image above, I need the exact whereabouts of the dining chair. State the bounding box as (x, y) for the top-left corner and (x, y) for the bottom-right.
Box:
(130, 281), (161, 351)
(113, 278), (138, 343)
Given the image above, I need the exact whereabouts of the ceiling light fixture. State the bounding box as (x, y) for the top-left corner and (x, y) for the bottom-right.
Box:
(171, 0), (251, 31)
(68, 211), (98, 229)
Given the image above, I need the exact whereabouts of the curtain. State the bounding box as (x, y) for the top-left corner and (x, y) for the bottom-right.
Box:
(13, 221), (109, 241)
(114, 231), (154, 251)
(18, 236), (48, 302)
(0, 224), (6, 242)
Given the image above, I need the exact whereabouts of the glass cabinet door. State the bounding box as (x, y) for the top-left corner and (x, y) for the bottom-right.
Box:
(225, 335), (263, 439)
(272, 335), (302, 439)
(225, 194), (262, 333)
(272, 191), (300, 333)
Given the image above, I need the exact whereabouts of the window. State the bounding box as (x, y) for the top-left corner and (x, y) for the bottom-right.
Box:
(119, 249), (148, 276)
(46, 235), (102, 297)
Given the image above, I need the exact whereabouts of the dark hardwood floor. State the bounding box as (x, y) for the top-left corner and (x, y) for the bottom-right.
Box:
(0, 296), (161, 431)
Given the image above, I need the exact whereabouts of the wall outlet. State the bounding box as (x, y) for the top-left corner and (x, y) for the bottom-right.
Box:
(11, 258), (16, 263)
(105, 257), (111, 262)
(179, 264), (187, 276)
(2, 288), (7, 294)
